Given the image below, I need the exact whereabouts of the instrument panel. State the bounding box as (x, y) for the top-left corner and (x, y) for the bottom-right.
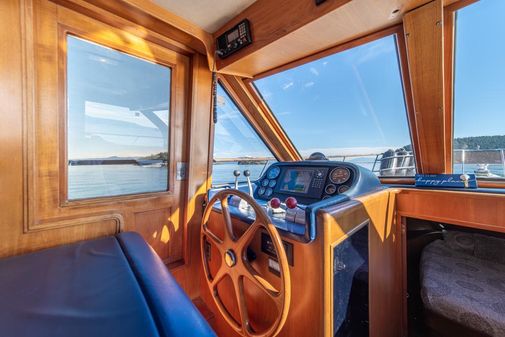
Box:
(254, 162), (358, 204)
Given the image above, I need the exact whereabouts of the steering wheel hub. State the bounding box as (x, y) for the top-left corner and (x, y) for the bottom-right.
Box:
(224, 249), (237, 267)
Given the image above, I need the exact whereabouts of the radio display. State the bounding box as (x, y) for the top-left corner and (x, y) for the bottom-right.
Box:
(227, 29), (239, 44)
(279, 168), (314, 194)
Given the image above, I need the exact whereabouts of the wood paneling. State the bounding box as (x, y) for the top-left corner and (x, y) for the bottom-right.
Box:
(396, 188), (505, 233)
(403, 0), (446, 174)
(134, 208), (183, 264)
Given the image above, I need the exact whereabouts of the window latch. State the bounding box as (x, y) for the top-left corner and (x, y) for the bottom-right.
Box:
(176, 162), (187, 181)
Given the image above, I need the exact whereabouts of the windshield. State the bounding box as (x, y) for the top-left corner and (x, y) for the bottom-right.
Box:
(254, 34), (415, 176)
(212, 83), (276, 185)
(452, 0), (505, 179)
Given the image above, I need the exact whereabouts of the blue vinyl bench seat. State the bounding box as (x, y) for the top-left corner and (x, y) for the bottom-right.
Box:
(0, 232), (216, 337)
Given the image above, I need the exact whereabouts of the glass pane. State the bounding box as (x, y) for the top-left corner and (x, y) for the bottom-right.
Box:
(453, 0), (505, 179)
(254, 35), (415, 177)
(212, 84), (275, 185)
(67, 35), (171, 200)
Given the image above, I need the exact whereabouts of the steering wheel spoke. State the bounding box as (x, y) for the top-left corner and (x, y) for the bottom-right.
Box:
(236, 220), (261, 253)
(232, 274), (250, 334)
(210, 264), (227, 289)
(220, 196), (238, 242)
(203, 224), (224, 246)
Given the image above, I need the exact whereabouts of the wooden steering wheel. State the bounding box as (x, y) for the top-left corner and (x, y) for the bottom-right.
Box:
(201, 189), (291, 337)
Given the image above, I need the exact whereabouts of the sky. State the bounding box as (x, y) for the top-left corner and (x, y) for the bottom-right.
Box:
(453, 0), (505, 138)
(67, 36), (171, 160)
(254, 34), (410, 158)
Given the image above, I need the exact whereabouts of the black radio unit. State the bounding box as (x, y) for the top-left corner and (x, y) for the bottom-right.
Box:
(216, 19), (252, 59)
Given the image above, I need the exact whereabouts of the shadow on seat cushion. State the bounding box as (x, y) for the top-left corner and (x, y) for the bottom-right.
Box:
(420, 231), (505, 337)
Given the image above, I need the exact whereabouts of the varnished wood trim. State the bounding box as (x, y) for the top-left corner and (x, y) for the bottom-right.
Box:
(50, 0), (212, 57)
(403, 0), (446, 174)
(396, 24), (424, 173)
(476, 180), (505, 189)
(20, 0), (37, 233)
(445, 0), (479, 12)
(443, 7), (455, 172)
(380, 177), (416, 185)
(27, 213), (124, 233)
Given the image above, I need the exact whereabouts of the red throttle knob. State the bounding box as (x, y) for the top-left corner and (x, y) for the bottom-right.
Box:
(270, 197), (281, 209)
(285, 197), (298, 209)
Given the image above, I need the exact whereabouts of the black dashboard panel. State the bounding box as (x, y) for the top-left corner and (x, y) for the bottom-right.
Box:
(254, 161), (364, 205)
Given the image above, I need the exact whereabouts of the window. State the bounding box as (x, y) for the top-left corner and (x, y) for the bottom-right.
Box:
(453, 0), (505, 179)
(212, 84), (275, 185)
(67, 36), (171, 200)
(254, 34), (415, 177)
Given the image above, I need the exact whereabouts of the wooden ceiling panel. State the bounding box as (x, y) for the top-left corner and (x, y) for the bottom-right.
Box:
(217, 0), (460, 77)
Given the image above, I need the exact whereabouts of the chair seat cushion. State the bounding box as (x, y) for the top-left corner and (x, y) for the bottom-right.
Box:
(420, 238), (505, 337)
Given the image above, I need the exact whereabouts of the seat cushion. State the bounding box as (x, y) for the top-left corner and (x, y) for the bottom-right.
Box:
(420, 239), (505, 337)
(0, 233), (216, 337)
(0, 236), (160, 337)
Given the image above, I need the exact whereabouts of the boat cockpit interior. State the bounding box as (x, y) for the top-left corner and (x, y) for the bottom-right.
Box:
(1, 0), (505, 336)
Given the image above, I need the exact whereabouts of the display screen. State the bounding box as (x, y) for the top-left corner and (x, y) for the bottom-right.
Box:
(279, 168), (314, 193)
(227, 30), (239, 44)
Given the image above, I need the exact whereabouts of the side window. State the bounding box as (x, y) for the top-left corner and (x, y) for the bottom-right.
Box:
(453, 0), (505, 179)
(67, 35), (171, 199)
(212, 84), (276, 185)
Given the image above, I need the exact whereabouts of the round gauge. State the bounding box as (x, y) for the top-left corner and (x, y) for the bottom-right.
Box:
(261, 179), (270, 187)
(265, 188), (273, 197)
(322, 195), (332, 200)
(330, 167), (351, 184)
(267, 167), (281, 180)
(268, 180), (277, 188)
(258, 187), (266, 196)
(324, 184), (337, 195)
(338, 185), (350, 194)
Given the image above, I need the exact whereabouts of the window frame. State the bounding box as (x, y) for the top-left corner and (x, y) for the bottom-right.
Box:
(243, 25), (419, 179)
(444, 0), (505, 188)
(211, 78), (279, 185)
(59, 27), (180, 204)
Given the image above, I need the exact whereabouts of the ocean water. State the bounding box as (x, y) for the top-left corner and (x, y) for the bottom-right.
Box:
(212, 162), (272, 185)
(68, 160), (505, 200)
(68, 165), (168, 200)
